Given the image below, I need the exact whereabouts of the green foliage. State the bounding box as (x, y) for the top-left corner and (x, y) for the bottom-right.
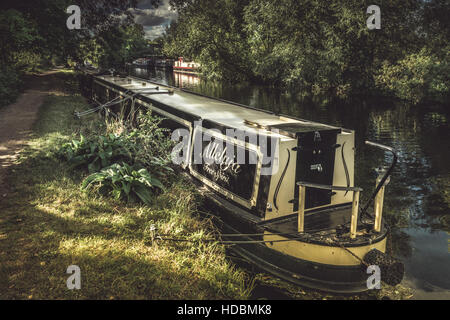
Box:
(0, 9), (38, 64)
(76, 23), (151, 69)
(13, 51), (50, 73)
(164, 0), (448, 101)
(0, 9), (33, 107)
(126, 111), (175, 176)
(0, 2), (154, 108)
(164, 0), (252, 82)
(59, 133), (131, 173)
(0, 66), (22, 108)
(59, 110), (175, 205)
(122, 24), (151, 61)
(1, 1), (156, 72)
(99, 111), (175, 179)
(81, 162), (164, 204)
(0, 85), (252, 299)
(0, 2), (77, 69)
(375, 48), (450, 104)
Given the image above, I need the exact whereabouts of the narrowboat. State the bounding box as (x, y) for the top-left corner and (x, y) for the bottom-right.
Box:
(78, 71), (404, 293)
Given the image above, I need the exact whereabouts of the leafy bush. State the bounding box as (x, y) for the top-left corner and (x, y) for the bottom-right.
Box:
(125, 111), (175, 179)
(81, 162), (164, 204)
(59, 111), (176, 205)
(375, 48), (450, 105)
(13, 51), (49, 73)
(59, 133), (131, 173)
(0, 66), (22, 108)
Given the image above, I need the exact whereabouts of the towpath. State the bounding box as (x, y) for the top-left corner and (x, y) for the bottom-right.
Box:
(0, 70), (61, 197)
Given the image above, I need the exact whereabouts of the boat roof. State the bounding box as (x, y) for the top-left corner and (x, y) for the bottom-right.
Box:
(95, 74), (343, 138)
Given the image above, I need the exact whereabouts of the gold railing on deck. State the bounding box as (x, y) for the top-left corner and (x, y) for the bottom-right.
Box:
(296, 182), (363, 238)
(373, 174), (390, 232)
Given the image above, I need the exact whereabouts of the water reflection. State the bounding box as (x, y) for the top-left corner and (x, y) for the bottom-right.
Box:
(173, 72), (200, 88)
(129, 66), (450, 293)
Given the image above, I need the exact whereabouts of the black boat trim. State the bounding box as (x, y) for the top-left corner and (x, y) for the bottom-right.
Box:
(360, 141), (398, 218)
(229, 242), (369, 293)
(189, 126), (262, 209)
(273, 148), (290, 211)
(341, 142), (350, 196)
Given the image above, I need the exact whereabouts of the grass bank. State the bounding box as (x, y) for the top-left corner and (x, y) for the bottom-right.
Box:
(0, 78), (253, 299)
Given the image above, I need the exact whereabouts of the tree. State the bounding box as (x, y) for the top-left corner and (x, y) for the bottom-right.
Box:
(163, 0), (448, 103)
(0, 9), (38, 64)
(0, 0), (161, 67)
(164, 0), (252, 81)
(0, 0), (161, 106)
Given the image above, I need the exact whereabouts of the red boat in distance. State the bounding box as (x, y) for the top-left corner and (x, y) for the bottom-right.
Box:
(173, 57), (200, 74)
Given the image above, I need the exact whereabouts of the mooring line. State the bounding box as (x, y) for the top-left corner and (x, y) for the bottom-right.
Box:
(75, 90), (139, 118)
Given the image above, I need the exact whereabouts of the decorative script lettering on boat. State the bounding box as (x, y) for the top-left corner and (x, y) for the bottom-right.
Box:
(190, 128), (260, 203)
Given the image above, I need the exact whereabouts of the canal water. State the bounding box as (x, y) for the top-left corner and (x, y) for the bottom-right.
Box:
(129, 67), (450, 298)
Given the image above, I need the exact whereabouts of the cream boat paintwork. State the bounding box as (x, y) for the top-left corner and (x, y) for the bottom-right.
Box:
(264, 138), (298, 219)
(332, 130), (355, 205)
(264, 232), (387, 266)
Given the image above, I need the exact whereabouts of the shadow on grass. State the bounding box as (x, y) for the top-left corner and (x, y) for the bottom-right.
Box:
(0, 149), (250, 299)
(0, 207), (222, 299)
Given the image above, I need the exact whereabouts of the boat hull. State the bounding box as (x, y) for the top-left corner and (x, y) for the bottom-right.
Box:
(202, 189), (387, 293)
(173, 67), (199, 75)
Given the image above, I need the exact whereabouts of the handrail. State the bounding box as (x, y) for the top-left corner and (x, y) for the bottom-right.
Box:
(296, 182), (362, 238)
(296, 141), (397, 237)
(296, 181), (362, 192)
(359, 141), (398, 218)
(360, 141), (398, 232)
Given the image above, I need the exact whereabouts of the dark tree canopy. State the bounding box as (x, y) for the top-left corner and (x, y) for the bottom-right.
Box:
(0, 0), (448, 105)
(0, 0), (161, 64)
(0, 0), (162, 106)
(163, 0), (449, 103)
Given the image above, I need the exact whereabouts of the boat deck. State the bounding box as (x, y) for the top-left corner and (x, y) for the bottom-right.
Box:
(203, 184), (384, 247)
(262, 205), (352, 233)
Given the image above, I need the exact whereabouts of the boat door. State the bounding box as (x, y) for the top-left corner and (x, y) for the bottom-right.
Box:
(294, 129), (340, 209)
